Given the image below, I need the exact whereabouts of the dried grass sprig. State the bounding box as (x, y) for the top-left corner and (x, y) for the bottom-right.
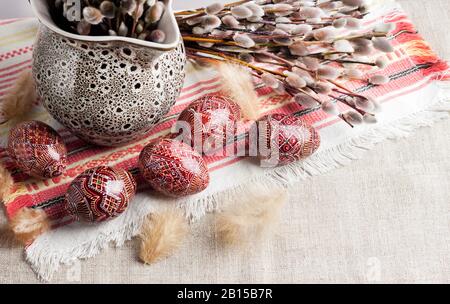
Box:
(218, 63), (260, 121)
(0, 70), (37, 124)
(216, 188), (288, 248)
(0, 162), (13, 203)
(139, 209), (189, 264)
(9, 207), (50, 244)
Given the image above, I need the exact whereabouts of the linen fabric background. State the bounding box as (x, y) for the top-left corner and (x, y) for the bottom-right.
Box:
(0, 0), (449, 283)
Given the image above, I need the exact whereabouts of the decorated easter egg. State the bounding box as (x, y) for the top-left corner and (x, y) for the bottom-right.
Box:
(65, 166), (137, 222)
(257, 113), (320, 166)
(139, 138), (210, 197)
(176, 94), (242, 153)
(7, 120), (67, 178)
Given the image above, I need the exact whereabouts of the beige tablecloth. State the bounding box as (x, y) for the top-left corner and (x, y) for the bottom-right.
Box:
(0, 0), (449, 283)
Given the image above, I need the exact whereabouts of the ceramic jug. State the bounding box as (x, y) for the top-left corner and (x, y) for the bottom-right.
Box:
(30, 0), (186, 146)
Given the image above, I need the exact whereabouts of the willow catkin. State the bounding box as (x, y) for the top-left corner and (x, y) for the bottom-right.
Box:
(221, 15), (240, 28)
(321, 100), (339, 115)
(83, 7), (104, 25)
(333, 40), (355, 53)
(145, 1), (164, 24)
(317, 66), (341, 80)
(369, 75), (390, 85)
(355, 97), (375, 112)
(294, 93), (318, 108)
(149, 29), (165, 43)
(372, 37), (394, 53)
(375, 56), (389, 69)
(99, 1), (116, 19)
(233, 33), (255, 48)
(289, 41), (310, 56)
(343, 110), (364, 125)
(205, 3), (225, 15)
(202, 15), (222, 30)
(231, 5), (253, 19)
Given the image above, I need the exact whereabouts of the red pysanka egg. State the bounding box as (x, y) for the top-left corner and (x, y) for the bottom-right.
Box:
(176, 94), (242, 153)
(139, 138), (210, 197)
(65, 166), (137, 222)
(257, 113), (320, 166)
(7, 120), (67, 178)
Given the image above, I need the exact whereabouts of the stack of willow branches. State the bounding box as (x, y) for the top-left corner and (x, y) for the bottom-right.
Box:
(176, 0), (396, 126)
(51, 0), (167, 42)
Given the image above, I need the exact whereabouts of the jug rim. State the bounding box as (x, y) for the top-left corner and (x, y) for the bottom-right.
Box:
(30, 0), (181, 51)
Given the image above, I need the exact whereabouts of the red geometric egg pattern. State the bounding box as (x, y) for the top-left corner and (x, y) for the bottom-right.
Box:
(7, 120), (67, 178)
(139, 138), (210, 197)
(65, 166), (137, 222)
(176, 94), (242, 153)
(258, 113), (321, 166)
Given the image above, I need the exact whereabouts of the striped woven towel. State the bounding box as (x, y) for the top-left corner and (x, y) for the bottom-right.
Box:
(0, 2), (449, 281)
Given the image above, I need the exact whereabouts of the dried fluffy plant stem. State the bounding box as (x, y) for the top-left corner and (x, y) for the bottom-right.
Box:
(0, 163), (13, 203)
(1, 70), (37, 123)
(218, 63), (261, 121)
(139, 209), (189, 264)
(9, 207), (50, 244)
(216, 188), (287, 248)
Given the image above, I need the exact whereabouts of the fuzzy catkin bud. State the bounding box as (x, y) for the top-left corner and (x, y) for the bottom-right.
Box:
(332, 18), (347, 28)
(77, 19), (91, 35)
(192, 26), (206, 35)
(272, 29), (293, 46)
(202, 15), (222, 30)
(374, 22), (396, 34)
(355, 97), (375, 112)
(261, 73), (280, 88)
(321, 101), (339, 115)
(289, 41), (310, 56)
(222, 15), (240, 28)
(121, 0), (137, 15)
(284, 71), (307, 89)
(369, 75), (390, 85)
(343, 111), (364, 125)
(313, 26), (337, 41)
(301, 57), (319, 71)
(375, 56), (389, 69)
(317, 66), (341, 80)
(146, 1), (165, 24)
(300, 7), (323, 18)
(233, 33), (255, 48)
(231, 5), (253, 19)
(342, 0), (366, 7)
(149, 29), (166, 43)
(345, 17), (362, 30)
(205, 3), (225, 15)
(99, 1), (116, 19)
(270, 3), (294, 13)
(292, 24), (312, 35)
(295, 93), (318, 108)
(363, 113), (378, 124)
(83, 7), (104, 25)
(118, 21), (128, 36)
(372, 37), (394, 53)
(345, 68), (364, 80)
(246, 2), (265, 17)
(333, 40), (354, 53)
(312, 82), (332, 94)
